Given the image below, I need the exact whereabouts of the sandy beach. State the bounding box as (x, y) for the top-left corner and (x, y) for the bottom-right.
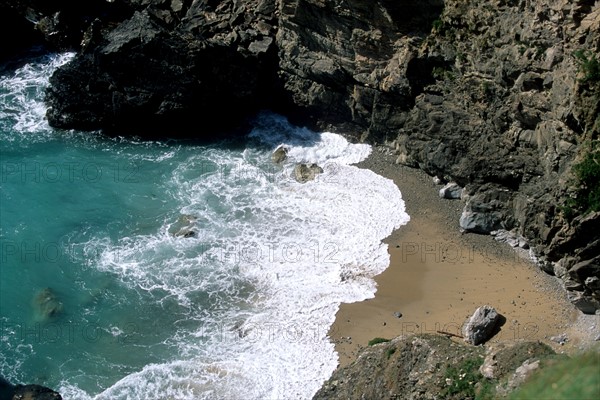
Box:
(330, 146), (600, 368)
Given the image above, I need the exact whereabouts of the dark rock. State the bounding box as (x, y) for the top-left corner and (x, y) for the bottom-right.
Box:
(44, 2), (283, 138)
(0, 0), (132, 53)
(12, 384), (62, 400)
(462, 305), (503, 345)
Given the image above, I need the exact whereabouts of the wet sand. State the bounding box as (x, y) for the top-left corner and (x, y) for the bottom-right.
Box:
(330, 146), (599, 367)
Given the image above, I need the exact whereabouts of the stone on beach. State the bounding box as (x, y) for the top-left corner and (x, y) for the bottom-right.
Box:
(438, 182), (463, 199)
(463, 305), (503, 345)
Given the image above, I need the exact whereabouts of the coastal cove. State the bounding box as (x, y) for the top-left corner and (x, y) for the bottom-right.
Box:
(1, 0), (600, 398)
(1, 53), (412, 399)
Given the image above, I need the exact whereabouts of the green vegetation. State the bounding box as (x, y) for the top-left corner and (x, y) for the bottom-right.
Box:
(574, 49), (600, 84)
(564, 140), (600, 218)
(432, 19), (444, 31)
(386, 347), (396, 359)
(367, 337), (390, 346)
(441, 357), (487, 399)
(432, 66), (456, 82)
(508, 351), (600, 400)
(535, 45), (546, 60)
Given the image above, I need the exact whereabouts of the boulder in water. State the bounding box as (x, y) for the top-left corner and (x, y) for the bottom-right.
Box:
(293, 163), (323, 183)
(271, 145), (289, 165)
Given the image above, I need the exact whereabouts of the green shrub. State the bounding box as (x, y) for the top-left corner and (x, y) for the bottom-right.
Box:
(386, 347), (396, 359)
(571, 142), (600, 215)
(367, 337), (390, 346)
(574, 49), (600, 84)
(441, 357), (486, 399)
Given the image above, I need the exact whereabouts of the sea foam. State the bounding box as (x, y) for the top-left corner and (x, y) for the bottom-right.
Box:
(1, 53), (408, 399)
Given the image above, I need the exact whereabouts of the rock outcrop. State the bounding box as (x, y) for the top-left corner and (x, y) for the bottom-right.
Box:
(43, 0), (285, 136)
(11, 384), (62, 400)
(313, 334), (557, 400)
(4, 0), (599, 312)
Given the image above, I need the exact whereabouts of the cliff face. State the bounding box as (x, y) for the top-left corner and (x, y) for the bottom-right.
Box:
(3, 0), (599, 312)
(275, 0), (600, 313)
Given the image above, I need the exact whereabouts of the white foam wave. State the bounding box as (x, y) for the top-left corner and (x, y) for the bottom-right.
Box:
(82, 112), (409, 399)
(0, 52), (74, 138)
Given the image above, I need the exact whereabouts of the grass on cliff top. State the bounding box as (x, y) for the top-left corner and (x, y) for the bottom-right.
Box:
(508, 351), (600, 400)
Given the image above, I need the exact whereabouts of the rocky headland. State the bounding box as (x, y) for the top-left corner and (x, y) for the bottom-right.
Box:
(1, 0), (599, 397)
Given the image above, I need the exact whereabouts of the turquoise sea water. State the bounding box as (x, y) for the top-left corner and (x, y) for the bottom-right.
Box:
(0, 53), (409, 399)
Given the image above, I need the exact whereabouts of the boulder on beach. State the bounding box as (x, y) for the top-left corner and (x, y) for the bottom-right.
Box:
(462, 305), (504, 345)
(438, 182), (463, 199)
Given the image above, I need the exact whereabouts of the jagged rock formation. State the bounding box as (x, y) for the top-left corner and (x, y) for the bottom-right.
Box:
(43, 0), (284, 135)
(3, 0), (600, 312)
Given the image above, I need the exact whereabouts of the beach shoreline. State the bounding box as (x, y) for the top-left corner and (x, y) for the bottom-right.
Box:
(329, 145), (599, 368)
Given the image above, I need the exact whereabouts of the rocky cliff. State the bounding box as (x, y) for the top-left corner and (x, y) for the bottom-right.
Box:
(275, 0), (600, 313)
(312, 334), (560, 400)
(2, 0), (599, 312)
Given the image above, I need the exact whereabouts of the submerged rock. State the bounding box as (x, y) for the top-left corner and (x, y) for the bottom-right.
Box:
(168, 214), (198, 238)
(33, 288), (63, 320)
